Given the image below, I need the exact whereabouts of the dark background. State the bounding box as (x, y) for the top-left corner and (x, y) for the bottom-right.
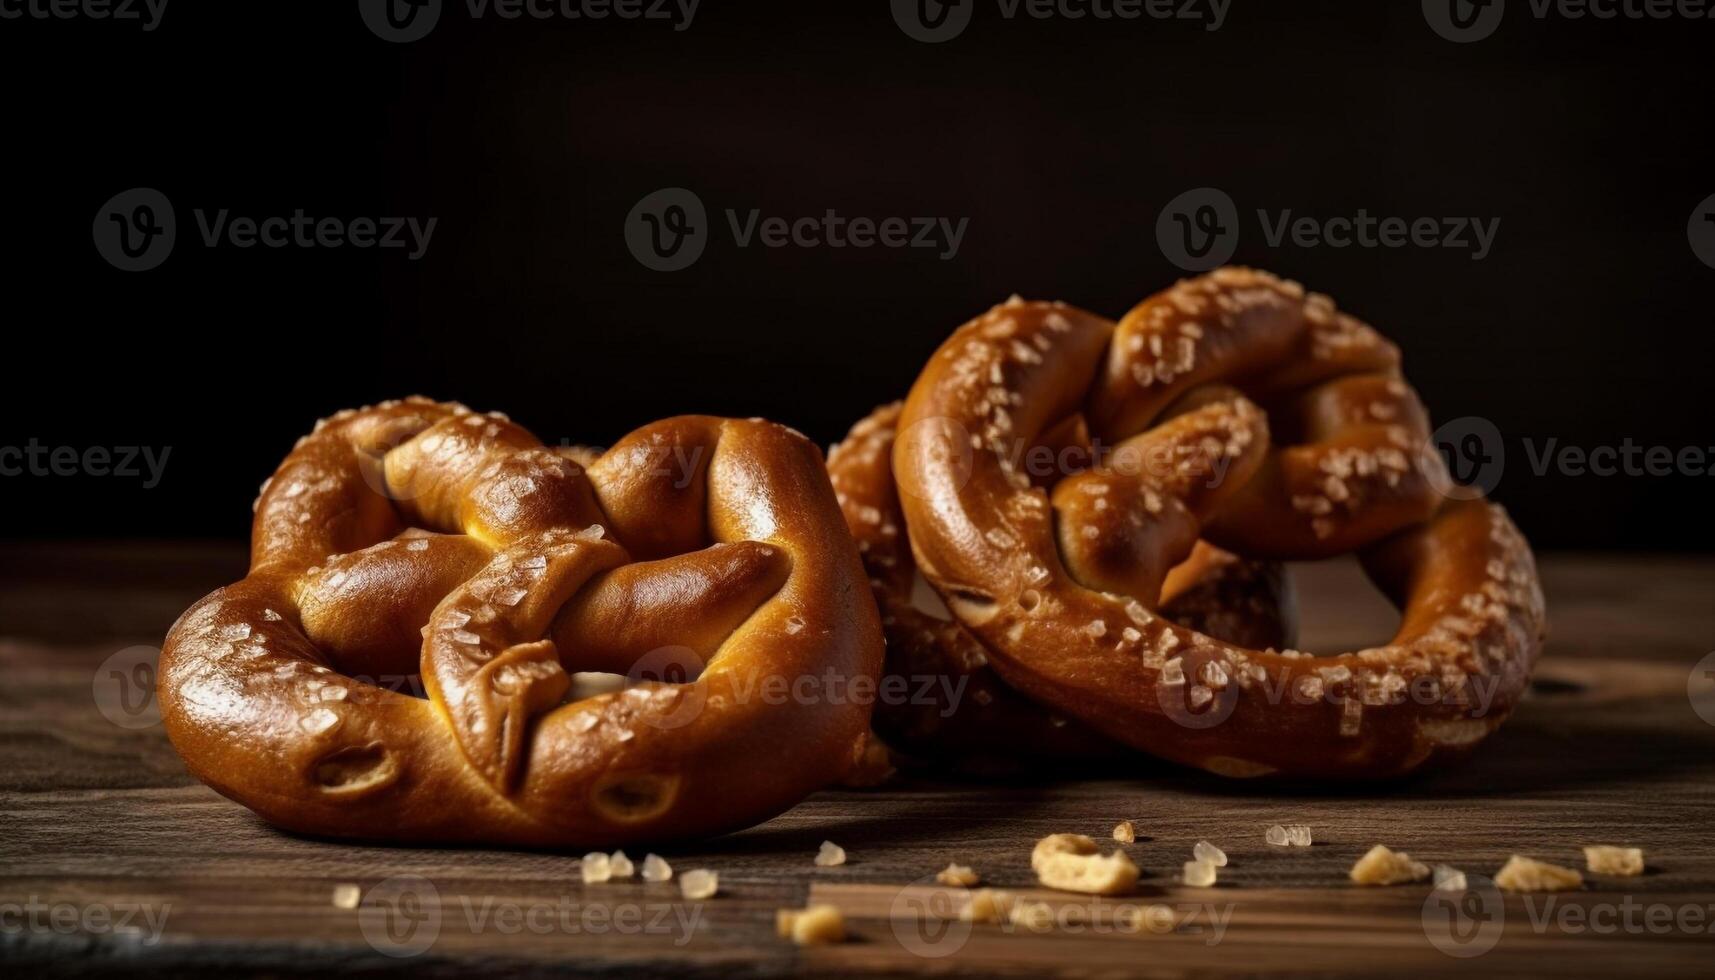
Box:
(1, 1), (1710, 549)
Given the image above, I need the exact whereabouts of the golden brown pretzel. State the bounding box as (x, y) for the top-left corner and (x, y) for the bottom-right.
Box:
(159, 398), (882, 846)
(828, 401), (1296, 764)
(891, 268), (1546, 778)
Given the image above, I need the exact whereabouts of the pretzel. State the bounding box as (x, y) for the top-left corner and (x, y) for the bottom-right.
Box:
(828, 401), (1295, 764)
(890, 268), (1546, 778)
(159, 398), (883, 846)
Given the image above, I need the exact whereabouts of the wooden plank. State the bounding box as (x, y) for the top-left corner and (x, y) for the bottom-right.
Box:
(2, 545), (1714, 976)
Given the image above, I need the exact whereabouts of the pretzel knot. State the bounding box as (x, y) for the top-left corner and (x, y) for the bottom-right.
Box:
(830, 403), (1297, 765)
(887, 268), (1546, 778)
(160, 399), (882, 846)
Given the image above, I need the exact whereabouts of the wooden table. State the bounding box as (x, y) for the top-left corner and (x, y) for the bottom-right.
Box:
(3, 543), (1713, 977)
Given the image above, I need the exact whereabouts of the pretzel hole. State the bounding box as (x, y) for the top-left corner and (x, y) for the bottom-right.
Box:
(313, 742), (399, 794)
(592, 772), (681, 823)
(1289, 557), (1400, 653)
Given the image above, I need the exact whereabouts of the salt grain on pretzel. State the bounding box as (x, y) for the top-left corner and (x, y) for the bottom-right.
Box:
(888, 269), (1546, 779)
(159, 399), (883, 847)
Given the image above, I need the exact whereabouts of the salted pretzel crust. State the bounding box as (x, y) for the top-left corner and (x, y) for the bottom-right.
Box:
(828, 401), (1296, 763)
(159, 398), (883, 846)
(891, 268), (1546, 778)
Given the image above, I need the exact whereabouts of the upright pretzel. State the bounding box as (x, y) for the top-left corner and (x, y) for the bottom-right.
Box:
(893, 269), (1546, 778)
(160, 399), (883, 846)
(829, 401), (1295, 765)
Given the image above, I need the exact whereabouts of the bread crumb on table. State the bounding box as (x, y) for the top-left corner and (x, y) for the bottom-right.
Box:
(1349, 844), (1430, 886)
(936, 863), (980, 887)
(1495, 855), (1582, 892)
(777, 904), (845, 945)
(1031, 833), (1140, 895)
(1583, 845), (1644, 876)
(1182, 859), (1218, 887)
(814, 840), (847, 867)
(679, 869), (719, 900)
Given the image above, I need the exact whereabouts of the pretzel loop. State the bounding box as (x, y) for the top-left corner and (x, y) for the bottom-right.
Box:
(892, 269), (1546, 778)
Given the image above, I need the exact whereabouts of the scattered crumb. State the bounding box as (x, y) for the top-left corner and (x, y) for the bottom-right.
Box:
(1182, 859), (1218, 887)
(581, 852), (613, 884)
(959, 888), (1016, 923)
(641, 853), (673, 883)
(1193, 840), (1227, 867)
(331, 883), (361, 909)
(1350, 845), (1430, 886)
(1583, 845), (1644, 876)
(679, 869), (719, 900)
(609, 850), (635, 879)
(815, 840), (847, 867)
(1495, 855), (1582, 893)
(1266, 825), (1289, 847)
(777, 904), (845, 945)
(1433, 865), (1467, 893)
(936, 863), (980, 887)
(1112, 820), (1137, 844)
(1031, 833), (1140, 895)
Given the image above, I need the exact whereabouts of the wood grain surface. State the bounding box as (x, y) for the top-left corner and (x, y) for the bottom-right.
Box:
(2, 543), (1713, 977)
